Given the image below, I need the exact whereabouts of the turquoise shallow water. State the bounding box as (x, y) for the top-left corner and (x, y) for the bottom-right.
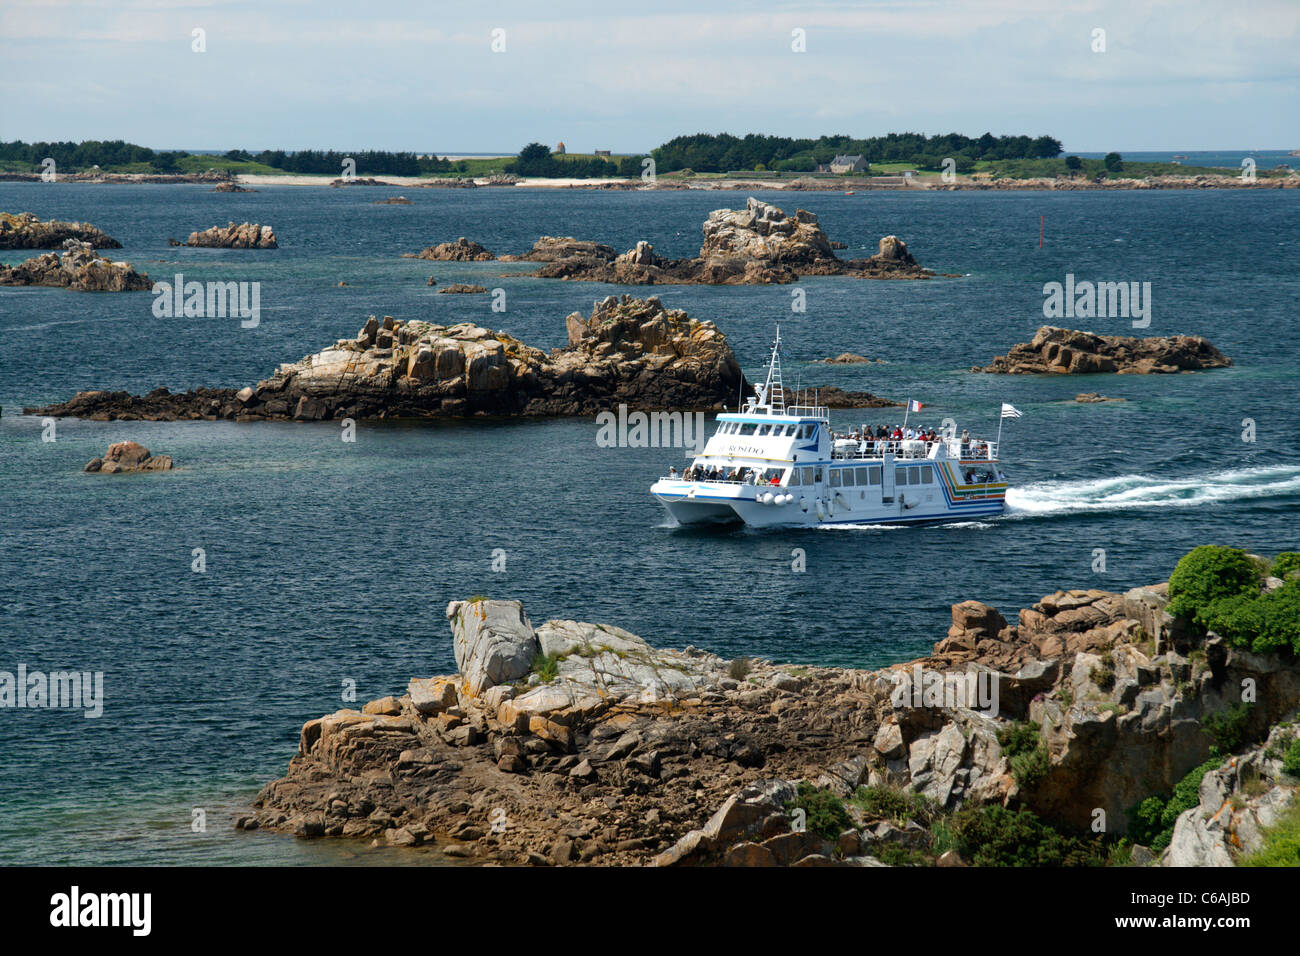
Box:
(0, 183), (1297, 864)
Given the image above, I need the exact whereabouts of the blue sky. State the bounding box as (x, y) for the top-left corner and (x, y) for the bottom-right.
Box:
(2, 0), (1296, 153)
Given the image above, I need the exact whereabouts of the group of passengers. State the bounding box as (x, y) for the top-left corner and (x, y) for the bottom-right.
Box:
(832, 424), (942, 444)
(830, 425), (990, 459)
(674, 464), (749, 483)
(672, 464), (784, 486)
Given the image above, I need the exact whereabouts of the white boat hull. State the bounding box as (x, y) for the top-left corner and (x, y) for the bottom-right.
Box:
(652, 477), (1006, 528)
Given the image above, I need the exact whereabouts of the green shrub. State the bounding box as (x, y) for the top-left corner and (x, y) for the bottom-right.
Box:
(1202, 703), (1254, 755)
(788, 782), (854, 841)
(1282, 738), (1300, 778)
(530, 652), (560, 682)
(1167, 546), (1259, 621)
(1271, 552), (1300, 579)
(1166, 547), (1300, 656)
(1242, 803), (1300, 866)
(1127, 757), (1225, 851)
(871, 843), (929, 866)
(1010, 745), (1050, 789)
(948, 805), (1112, 866)
(997, 721), (1042, 758)
(850, 786), (937, 825)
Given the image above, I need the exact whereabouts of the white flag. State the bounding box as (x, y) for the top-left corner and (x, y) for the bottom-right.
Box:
(1001, 403), (1022, 419)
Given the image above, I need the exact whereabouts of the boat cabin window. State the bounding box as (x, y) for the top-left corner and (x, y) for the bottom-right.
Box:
(814, 467), (824, 483)
(830, 469), (842, 487)
(800, 467), (814, 485)
(921, 465), (934, 483)
(868, 466), (881, 485)
(738, 423), (756, 436)
(897, 467), (911, 486)
(797, 424), (813, 439)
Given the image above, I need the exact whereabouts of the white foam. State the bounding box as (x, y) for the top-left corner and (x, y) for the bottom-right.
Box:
(1005, 465), (1300, 518)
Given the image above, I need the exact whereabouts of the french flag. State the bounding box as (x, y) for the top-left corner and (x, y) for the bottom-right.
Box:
(908, 399), (924, 412)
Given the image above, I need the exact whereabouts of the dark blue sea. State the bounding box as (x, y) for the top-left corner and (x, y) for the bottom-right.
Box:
(1, 183), (1297, 864)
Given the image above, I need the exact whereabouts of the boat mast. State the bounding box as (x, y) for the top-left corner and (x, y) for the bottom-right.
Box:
(762, 325), (785, 413)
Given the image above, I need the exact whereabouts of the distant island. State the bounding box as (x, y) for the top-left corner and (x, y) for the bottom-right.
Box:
(2, 136), (1293, 189)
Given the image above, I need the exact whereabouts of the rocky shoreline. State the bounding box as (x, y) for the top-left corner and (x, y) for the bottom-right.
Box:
(244, 552), (1300, 867)
(415, 198), (940, 286)
(976, 326), (1232, 374)
(27, 294), (897, 422)
(0, 240), (151, 291)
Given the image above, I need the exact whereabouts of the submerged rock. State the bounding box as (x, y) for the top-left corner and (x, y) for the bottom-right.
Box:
(0, 240), (151, 291)
(84, 440), (173, 473)
(0, 212), (121, 249)
(436, 283), (488, 294)
(976, 326), (1231, 374)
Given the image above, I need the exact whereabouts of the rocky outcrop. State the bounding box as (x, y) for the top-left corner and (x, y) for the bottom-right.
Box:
(502, 198), (936, 285)
(437, 283), (488, 294)
(404, 237), (494, 261)
(176, 221), (277, 249)
(1162, 722), (1299, 866)
(83, 441), (173, 473)
(805, 386), (899, 409)
(976, 327), (1232, 374)
(0, 212), (121, 249)
(29, 294), (747, 422)
(246, 568), (1300, 866)
(0, 240), (151, 291)
(211, 182), (258, 193)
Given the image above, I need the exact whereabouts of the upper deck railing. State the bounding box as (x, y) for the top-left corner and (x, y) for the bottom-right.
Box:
(786, 404), (829, 420)
(830, 437), (999, 461)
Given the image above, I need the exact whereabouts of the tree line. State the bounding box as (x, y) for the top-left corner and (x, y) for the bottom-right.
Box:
(650, 131), (1064, 173)
(2, 132), (1068, 178)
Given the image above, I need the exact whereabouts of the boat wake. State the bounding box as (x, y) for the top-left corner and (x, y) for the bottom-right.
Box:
(1005, 465), (1300, 518)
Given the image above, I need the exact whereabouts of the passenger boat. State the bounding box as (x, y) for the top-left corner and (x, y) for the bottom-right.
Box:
(650, 330), (1010, 527)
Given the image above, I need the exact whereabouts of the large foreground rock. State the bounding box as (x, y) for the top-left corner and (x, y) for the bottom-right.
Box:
(975, 326), (1232, 374)
(177, 221), (277, 249)
(0, 240), (151, 292)
(0, 212), (121, 249)
(246, 571), (1300, 866)
(499, 198), (936, 285)
(30, 294), (748, 422)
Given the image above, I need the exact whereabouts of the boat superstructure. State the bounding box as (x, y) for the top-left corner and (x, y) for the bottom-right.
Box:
(649, 328), (1009, 527)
